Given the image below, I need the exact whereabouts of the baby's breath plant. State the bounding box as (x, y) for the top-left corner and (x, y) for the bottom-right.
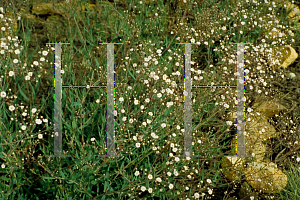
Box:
(0, 0), (300, 199)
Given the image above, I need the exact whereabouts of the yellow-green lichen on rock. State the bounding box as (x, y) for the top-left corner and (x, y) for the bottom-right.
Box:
(244, 161), (288, 194)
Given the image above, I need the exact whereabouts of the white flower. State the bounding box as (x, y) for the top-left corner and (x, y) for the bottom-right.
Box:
(134, 171), (140, 176)
(33, 61), (39, 66)
(194, 193), (200, 198)
(135, 143), (140, 148)
(21, 125), (26, 130)
(1, 27), (5, 31)
(169, 184), (174, 189)
(38, 134), (43, 139)
(9, 105), (15, 111)
(13, 59), (18, 63)
(226, 121), (233, 126)
(9, 71), (14, 76)
(0, 91), (6, 98)
(161, 123), (166, 128)
(25, 76), (30, 80)
(32, 108), (37, 113)
(175, 157), (180, 162)
(36, 119), (42, 124)
(28, 72), (33, 76)
(134, 99), (139, 105)
(297, 157), (300, 162)
(42, 51), (48, 56)
(148, 174), (153, 179)
(42, 119), (48, 123)
(1, 164), (5, 168)
(141, 186), (146, 192)
(14, 49), (20, 54)
(96, 99), (100, 103)
(191, 38), (195, 43)
(208, 188), (213, 195)
(156, 177), (162, 182)
(119, 97), (124, 102)
(148, 188), (153, 193)
(91, 137), (95, 142)
(122, 117), (126, 121)
(207, 179), (212, 184)
(40, 57), (45, 62)
(157, 49), (162, 54)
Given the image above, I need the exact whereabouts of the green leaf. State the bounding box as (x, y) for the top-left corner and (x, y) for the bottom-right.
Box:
(18, 84), (30, 101)
(42, 177), (56, 179)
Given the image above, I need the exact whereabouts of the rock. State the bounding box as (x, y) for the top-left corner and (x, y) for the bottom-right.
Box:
(266, 45), (298, 70)
(221, 156), (247, 181)
(245, 112), (278, 143)
(244, 161), (288, 194)
(252, 97), (287, 118)
(230, 135), (266, 162)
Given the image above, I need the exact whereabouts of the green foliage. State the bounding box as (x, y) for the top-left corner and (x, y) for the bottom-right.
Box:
(0, 0), (299, 199)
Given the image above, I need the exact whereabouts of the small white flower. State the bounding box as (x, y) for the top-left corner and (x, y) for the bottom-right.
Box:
(169, 184), (174, 189)
(42, 50), (48, 56)
(13, 59), (18, 64)
(21, 125), (26, 130)
(134, 99), (139, 105)
(207, 179), (212, 184)
(157, 49), (162, 54)
(119, 97), (124, 102)
(42, 119), (48, 123)
(297, 157), (300, 162)
(156, 177), (162, 182)
(40, 57), (45, 62)
(9, 71), (14, 76)
(157, 93), (162, 98)
(1, 164), (5, 168)
(148, 174), (153, 179)
(9, 105), (15, 111)
(0, 91), (6, 98)
(194, 193), (200, 198)
(1, 27), (5, 31)
(191, 38), (195, 43)
(135, 143), (140, 148)
(161, 123), (166, 128)
(91, 137), (95, 142)
(14, 49), (20, 54)
(33, 61), (39, 66)
(148, 188), (153, 193)
(96, 99), (100, 103)
(134, 171), (140, 176)
(25, 76), (30, 80)
(36, 119), (42, 124)
(141, 186), (146, 192)
(32, 108), (37, 113)
(208, 189), (213, 195)
(38, 134), (43, 139)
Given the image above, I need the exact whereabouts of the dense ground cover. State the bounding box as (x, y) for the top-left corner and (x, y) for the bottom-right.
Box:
(0, 0), (300, 199)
